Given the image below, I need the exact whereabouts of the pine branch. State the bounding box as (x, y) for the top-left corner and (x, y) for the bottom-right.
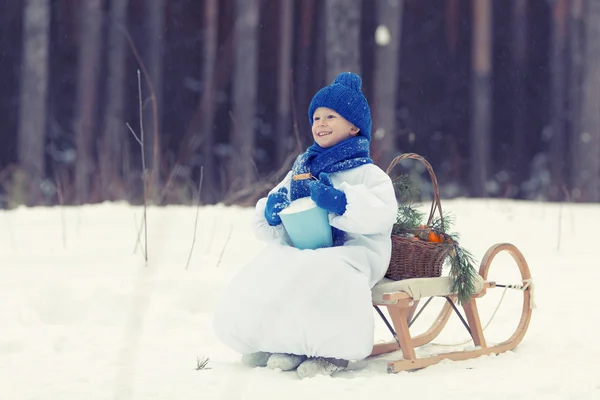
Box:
(430, 211), (455, 234)
(392, 204), (425, 234)
(448, 244), (479, 305)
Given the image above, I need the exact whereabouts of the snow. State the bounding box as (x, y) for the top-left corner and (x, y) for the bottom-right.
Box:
(1, 199), (600, 399)
(280, 197), (317, 214)
(375, 25), (391, 46)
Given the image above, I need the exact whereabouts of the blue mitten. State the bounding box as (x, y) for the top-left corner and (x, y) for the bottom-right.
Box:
(264, 187), (290, 226)
(308, 172), (347, 215)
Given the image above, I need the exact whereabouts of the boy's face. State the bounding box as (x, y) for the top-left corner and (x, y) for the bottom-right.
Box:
(311, 107), (359, 148)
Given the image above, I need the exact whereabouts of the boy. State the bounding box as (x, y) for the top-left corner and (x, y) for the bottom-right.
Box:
(213, 72), (397, 379)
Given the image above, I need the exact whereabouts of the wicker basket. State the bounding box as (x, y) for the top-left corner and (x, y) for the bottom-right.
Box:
(385, 153), (452, 281)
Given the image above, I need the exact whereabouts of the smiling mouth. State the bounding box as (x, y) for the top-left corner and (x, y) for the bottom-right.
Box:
(317, 131), (331, 137)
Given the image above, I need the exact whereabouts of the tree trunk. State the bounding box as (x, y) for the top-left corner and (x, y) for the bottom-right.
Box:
(325, 0), (362, 81)
(100, 0), (130, 201)
(548, 0), (568, 201)
(445, 0), (460, 56)
(469, 0), (493, 197)
(574, 0), (600, 201)
(276, 0), (295, 167)
(17, 0), (50, 206)
(295, 0), (316, 147)
(568, 0), (584, 201)
(199, 0), (219, 203)
(511, 0), (529, 197)
(74, 0), (104, 204)
(443, 0), (464, 184)
(143, 0), (165, 202)
(230, 0), (259, 191)
(372, 0), (404, 168)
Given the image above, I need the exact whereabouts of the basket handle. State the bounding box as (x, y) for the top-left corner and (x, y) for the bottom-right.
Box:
(386, 153), (444, 227)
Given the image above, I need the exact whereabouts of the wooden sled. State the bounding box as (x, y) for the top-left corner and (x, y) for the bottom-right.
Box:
(370, 242), (533, 373)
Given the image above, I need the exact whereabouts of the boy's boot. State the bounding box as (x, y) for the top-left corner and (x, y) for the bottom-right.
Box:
(266, 353), (307, 371)
(241, 351), (272, 367)
(296, 357), (349, 379)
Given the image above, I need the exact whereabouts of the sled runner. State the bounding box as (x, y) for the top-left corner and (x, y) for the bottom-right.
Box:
(370, 242), (533, 373)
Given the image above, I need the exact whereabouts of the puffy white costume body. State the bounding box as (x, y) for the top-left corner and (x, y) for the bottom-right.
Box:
(213, 163), (397, 361)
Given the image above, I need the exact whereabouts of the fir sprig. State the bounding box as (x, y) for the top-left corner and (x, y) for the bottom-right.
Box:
(448, 244), (479, 305)
(430, 212), (454, 234)
(392, 204), (425, 234)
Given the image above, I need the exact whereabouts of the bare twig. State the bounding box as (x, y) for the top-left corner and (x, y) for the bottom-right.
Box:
(195, 356), (211, 370)
(118, 22), (160, 200)
(215, 221), (234, 268)
(127, 69), (148, 266)
(126, 124), (143, 145)
(186, 166), (204, 270)
(138, 69), (148, 265)
(132, 213), (146, 258)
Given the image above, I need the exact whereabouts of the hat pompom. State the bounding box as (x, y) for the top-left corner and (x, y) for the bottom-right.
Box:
(332, 72), (362, 92)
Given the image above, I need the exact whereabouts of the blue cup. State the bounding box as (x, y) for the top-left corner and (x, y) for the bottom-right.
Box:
(279, 197), (333, 250)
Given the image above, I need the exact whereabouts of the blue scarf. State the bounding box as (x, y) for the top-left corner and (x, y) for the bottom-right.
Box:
(290, 136), (373, 246)
(290, 136), (373, 201)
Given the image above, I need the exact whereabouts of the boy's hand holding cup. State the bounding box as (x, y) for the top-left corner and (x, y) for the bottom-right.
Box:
(264, 187), (290, 226)
(308, 172), (347, 216)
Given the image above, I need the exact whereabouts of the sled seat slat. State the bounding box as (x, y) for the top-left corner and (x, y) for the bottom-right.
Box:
(372, 275), (486, 304)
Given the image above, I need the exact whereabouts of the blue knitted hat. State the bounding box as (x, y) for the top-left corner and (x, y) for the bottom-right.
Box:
(308, 72), (372, 140)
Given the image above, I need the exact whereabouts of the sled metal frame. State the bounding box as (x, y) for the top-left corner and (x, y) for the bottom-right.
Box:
(371, 243), (533, 373)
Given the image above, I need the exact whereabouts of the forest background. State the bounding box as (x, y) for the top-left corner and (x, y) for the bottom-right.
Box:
(1, 0), (599, 208)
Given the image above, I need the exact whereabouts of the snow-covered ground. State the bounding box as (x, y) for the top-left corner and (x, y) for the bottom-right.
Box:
(1, 199), (599, 399)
